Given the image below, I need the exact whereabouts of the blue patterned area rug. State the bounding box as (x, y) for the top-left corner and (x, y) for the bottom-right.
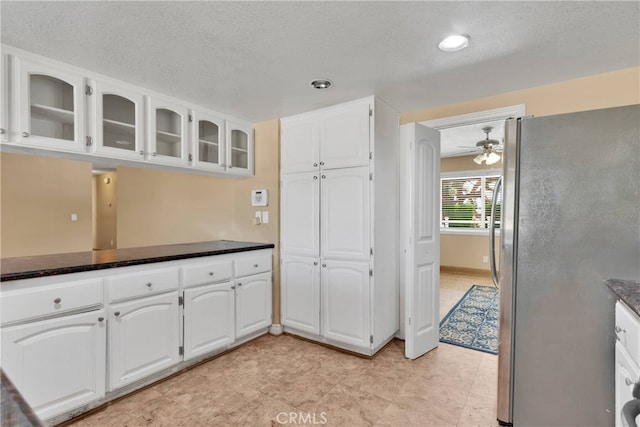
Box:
(439, 284), (499, 355)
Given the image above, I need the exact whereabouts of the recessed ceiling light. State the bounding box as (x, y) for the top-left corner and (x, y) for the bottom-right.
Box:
(438, 34), (470, 52)
(310, 79), (333, 90)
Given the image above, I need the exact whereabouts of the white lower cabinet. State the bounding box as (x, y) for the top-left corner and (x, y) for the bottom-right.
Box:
(281, 256), (320, 335)
(1, 309), (106, 420)
(321, 260), (371, 348)
(108, 291), (180, 391)
(235, 272), (272, 339)
(183, 281), (235, 360)
(615, 301), (640, 427)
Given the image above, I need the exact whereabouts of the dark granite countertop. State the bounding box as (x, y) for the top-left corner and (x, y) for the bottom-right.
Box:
(1, 369), (43, 427)
(1, 240), (275, 282)
(606, 279), (640, 317)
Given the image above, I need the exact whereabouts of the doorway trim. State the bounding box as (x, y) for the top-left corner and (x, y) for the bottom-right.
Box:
(419, 104), (526, 130)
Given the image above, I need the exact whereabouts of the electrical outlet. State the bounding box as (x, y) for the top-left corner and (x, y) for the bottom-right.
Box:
(262, 211), (269, 224)
(71, 213), (78, 221)
(482, 256), (489, 264)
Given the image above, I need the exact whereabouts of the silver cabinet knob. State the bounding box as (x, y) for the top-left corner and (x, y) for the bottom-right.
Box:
(313, 261), (318, 265)
(313, 163), (318, 167)
(146, 282), (152, 287)
(321, 175), (326, 179)
(231, 285), (236, 290)
(229, 165), (233, 169)
(237, 283), (242, 287)
(139, 150), (144, 155)
(152, 152), (157, 156)
(313, 176), (318, 180)
(615, 325), (625, 333)
(98, 317), (104, 322)
(114, 311), (121, 317)
(21, 132), (29, 138)
(54, 297), (61, 304)
(625, 378), (635, 386)
(322, 263), (327, 267)
(0, 128), (5, 134)
(320, 161), (325, 166)
(254, 264), (259, 268)
(208, 272), (214, 276)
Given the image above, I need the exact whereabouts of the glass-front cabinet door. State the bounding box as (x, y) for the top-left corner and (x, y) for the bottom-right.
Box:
(226, 119), (254, 176)
(93, 80), (144, 160)
(147, 96), (189, 166)
(13, 56), (86, 152)
(192, 110), (225, 172)
(1, 54), (8, 142)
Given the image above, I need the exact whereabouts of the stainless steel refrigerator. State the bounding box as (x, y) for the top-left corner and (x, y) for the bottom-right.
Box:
(495, 105), (640, 426)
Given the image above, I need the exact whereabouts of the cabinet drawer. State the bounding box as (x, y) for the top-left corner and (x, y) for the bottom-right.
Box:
(235, 254), (272, 277)
(108, 267), (179, 302)
(616, 301), (640, 366)
(183, 259), (233, 288)
(1, 279), (103, 325)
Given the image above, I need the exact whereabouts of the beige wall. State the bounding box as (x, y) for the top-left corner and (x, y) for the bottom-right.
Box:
(406, 67), (640, 271)
(1, 153), (93, 257)
(95, 172), (117, 250)
(116, 119), (281, 320)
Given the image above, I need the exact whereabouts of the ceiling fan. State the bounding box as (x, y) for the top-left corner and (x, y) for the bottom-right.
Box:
(464, 126), (503, 165)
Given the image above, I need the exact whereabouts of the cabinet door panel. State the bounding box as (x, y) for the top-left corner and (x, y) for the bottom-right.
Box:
(281, 115), (320, 173)
(1, 54), (7, 142)
(281, 172), (320, 257)
(109, 292), (180, 390)
(93, 80), (145, 160)
(1, 310), (106, 420)
(147, 96), (189, 166)
(281, 257), (320, 334)
(321, 260), (370, 348)
(321, 101), (370, 169)
(226, 120), (254, 176)
(184, 282), (235, 360)
(236, 273), (272, 338)
(13, 56), (86, 152)
(321, 167), (370, 260)
(192, 111), (225, 172)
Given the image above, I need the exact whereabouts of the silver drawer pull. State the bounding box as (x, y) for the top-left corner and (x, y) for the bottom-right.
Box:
(54, 297), (61, 304)
(98, 317), (104, 322)
(114, 311), (121, 317)
(626, 378), (635, 386)
(146, 282), (152, 287)
(209, 272), (214, 276)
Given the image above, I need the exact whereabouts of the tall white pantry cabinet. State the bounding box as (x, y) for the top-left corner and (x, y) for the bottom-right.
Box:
(280, 96), (399, 355)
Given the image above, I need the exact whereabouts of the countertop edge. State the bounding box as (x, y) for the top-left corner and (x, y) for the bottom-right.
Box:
(1, 242), (275, 282)
(606, 278), (640, 317)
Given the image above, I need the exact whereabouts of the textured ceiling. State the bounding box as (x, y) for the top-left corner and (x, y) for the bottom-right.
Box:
(1, 1), (639, 124)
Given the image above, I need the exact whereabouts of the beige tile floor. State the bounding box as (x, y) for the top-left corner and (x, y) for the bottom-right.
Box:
(69, 271), (498, 427)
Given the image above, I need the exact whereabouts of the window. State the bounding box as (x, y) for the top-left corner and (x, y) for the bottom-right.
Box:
(441, 170), (501, 233)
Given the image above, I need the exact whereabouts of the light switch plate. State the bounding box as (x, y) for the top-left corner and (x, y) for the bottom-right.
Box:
(262, 211), (269, 224)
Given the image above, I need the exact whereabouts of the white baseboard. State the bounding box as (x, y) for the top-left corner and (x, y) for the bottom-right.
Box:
(269, 324), (283, 335)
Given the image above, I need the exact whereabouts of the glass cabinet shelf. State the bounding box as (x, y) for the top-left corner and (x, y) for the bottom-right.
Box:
(31, 104), (74, 124)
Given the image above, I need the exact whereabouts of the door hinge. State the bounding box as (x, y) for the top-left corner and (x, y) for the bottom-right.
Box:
(369, 172), (373, 181)
(179, 346), (184, 356)
(409, 317), (412, 326)
(178, 296), (184, 306)
(188, 153), (193, 162)
(369, 107), (373, 117)
(370, 335), (374, 344)
(369, 152), (373, 160)
(370, 247), (373, 256)
(85, 85), (93, 95)
(369, 268), (373, 277)
(85, 136), (93, 147)
(188, 114), (193, 122)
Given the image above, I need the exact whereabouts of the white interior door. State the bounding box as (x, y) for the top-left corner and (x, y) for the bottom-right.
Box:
(402, 122), (440, 360)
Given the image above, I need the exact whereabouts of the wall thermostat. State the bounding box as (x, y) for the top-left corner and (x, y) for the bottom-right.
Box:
(251, 189), (268, 207)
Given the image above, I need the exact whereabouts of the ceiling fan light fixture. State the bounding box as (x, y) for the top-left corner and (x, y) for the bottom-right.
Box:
(310, 79), (333, 90)
(473, 153), (487, 165)
(438, 34), (470, 52)
(486, 152), (501, 165)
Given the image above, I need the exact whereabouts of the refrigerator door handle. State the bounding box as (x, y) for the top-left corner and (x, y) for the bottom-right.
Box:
(490, 175), (502, 287)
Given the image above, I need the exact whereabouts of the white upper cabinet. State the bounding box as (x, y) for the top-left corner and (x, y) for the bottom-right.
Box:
(280, 171), (320, 257)
(1, 54), (7, 142)
(147, 96), (189, 166)
(192, 110), (225, 172)
(281, 98), (370, 173)
(280, 115), (320, 174)
(225, 119), (254, 176)
(320, 100), (370, 169)
(91, 79), (145, 160)
(12, 55), (86, 152)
